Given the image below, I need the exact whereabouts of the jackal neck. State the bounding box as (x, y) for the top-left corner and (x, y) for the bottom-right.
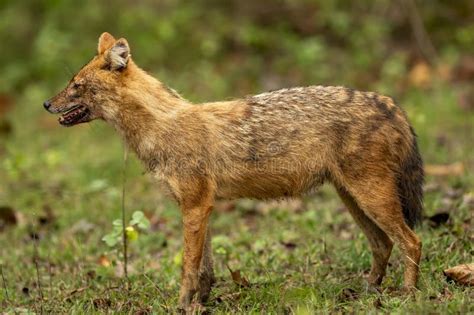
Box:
(107, 62), (191, 164)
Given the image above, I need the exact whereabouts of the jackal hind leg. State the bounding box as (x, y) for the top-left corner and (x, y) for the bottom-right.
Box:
(336, 186), (393, 287)
(342, 175), (422, 290)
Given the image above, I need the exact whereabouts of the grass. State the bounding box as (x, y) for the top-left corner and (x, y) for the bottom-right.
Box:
(0, 81), (473, 314)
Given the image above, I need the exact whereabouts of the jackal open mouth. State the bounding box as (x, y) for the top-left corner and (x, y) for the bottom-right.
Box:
(58, 105), (90, 126)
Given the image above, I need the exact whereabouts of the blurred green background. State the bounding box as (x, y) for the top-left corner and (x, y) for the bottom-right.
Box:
(0, 0), (473, 313)
(1, 0), (473, 98)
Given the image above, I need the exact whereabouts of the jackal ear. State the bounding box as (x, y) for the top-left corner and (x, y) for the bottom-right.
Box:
(98, 32), (116, 55)
(106, 38), (131, 71)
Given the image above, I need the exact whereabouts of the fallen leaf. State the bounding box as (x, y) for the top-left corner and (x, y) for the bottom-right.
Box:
(427, 212), (450, 228)
(444, 263), (474, 286)
(0, 206), (20, 231)
(409, 61), (432, 88)
(425, 162), (464, 176)
(227, 265), (250, 288)
(98, 255), (111, 267)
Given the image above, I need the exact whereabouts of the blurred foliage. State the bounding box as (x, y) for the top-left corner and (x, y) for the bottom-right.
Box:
(0, 0), (473, 101)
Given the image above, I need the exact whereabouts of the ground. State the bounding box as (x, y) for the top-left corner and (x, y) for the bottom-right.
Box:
(0, 83), (472, 314)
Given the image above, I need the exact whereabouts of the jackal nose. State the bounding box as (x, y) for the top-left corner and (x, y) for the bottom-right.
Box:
(43, 100), (51, 110)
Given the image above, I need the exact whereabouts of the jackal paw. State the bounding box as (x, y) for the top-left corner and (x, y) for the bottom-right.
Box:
(178, 301), (207, 315)
(400, 285), (419, 295)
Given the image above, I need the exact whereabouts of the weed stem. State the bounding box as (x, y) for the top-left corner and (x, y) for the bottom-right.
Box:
(122, 146), (129, 289)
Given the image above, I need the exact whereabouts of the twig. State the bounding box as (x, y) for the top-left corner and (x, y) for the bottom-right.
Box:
(121, 146), (129, 289)
(33, 232), (44, 314)
(67, 286), (88, 297)
(0, 264), (9, 302)
(400, 0), (438, 63)
(47, 249), (53, 301)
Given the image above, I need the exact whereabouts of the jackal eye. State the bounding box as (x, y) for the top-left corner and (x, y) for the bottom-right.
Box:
(72, 82), (81, 89)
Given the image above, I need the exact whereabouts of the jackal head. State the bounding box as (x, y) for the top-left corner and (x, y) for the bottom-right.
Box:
(44, 32), (131, 126)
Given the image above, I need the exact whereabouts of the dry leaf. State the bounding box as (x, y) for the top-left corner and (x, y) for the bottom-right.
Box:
(227, 265), (250, 288)
(425, 162), (464, 176)
(409, 62), (432, 88)
(98, 255), (111, 267)
(427, 212), (450, 228)
(444, 263), (474, 286)
(0, 206), (24, 231)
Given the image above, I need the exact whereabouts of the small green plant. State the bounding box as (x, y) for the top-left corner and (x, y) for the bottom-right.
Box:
(102, 211), (150, 247)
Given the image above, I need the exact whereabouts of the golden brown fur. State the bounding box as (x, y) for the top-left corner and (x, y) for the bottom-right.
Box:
(45, 33), (423, 312)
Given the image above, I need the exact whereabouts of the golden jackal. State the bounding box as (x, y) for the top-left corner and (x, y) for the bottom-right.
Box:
(45, 32), (423, 311)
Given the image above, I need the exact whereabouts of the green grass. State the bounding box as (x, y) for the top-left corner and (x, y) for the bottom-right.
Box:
(0, 82), (473, 314)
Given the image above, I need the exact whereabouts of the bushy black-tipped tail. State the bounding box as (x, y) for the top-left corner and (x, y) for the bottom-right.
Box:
(397, 128), (424, 229)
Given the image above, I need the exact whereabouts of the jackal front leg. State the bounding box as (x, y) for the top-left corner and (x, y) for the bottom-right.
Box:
(198, 225), (215, 302)
(178, 196), (213, 311)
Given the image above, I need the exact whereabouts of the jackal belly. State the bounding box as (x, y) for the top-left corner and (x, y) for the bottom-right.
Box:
(214, 158), (327, 199)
